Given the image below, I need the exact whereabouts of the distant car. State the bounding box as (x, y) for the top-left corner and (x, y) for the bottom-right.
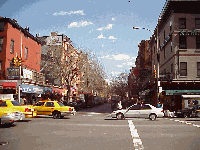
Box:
(0, 99), (37, 118)
(174, 105), (200, 118)
(76, 100), (86, 109)
(33, 99), (76, 119)
(64, 102), (80, 111)
(111, 104), (164, 120)
(0, 107), (25, 125)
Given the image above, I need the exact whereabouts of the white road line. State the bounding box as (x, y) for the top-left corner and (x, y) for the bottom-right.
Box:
(128, 120), (144, 150)
(168, 118), (200, 129)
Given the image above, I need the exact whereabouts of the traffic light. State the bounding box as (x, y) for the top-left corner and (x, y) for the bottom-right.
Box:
(13, 56), (18, 67)
(18, 57), (22, 66)
(154, 69), (157, 78)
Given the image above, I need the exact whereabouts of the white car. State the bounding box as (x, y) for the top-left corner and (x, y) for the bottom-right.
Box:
(111, 104), (164, 120)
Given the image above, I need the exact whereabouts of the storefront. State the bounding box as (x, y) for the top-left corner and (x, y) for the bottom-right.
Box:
(20, 84), (43, 104)
(52, 87), (65, 101)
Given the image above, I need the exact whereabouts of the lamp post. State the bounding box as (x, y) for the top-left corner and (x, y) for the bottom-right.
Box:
(133, 26), (159, 105)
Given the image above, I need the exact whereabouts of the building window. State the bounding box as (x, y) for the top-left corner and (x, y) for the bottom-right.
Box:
(171, 63), (173, 73)
(180, 62), (187, 76)
(171, 41), (173, 52)
(164, 48), (165, 59)
(0, 36), (3, 52)
(10, 39), (14, 54)
(195, 18), (200, 29)
(0, 61), (1, 78)
(25, 47), (28, 59)
(197, 62), (200, 76)
(179, 36), (187, 49)
(179, 18), (186, 29)
(196, 36), (200, 49)
(170, 20), (172, 31)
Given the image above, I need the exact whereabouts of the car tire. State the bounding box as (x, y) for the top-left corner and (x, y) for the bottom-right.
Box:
(149, 114), (156, 121)
(116, 113), (124, 120)
(53, 112), (61, 119)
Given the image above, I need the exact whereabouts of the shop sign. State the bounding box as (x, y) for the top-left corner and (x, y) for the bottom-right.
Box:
(7, 68), (20, 79)
(23, 69), (32, 79)
(20, 84), (43, 94)
(179, 29), (200, 36)
(46, 36), (62, 45)
(165, 90), (200, 95)
(160, 33), (172, 50)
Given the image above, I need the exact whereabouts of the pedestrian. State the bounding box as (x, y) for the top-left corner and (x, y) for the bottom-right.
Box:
(117, 101), (122, 110)
(22, 98), (27, 105)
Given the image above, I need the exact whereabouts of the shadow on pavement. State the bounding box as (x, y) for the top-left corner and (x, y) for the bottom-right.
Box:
(15, 120), (31, 122)
(0, 123), (17, 128)
(104, 118), (117, 120)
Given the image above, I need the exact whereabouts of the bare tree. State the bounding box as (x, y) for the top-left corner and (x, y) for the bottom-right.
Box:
(110, 72), (129, 101)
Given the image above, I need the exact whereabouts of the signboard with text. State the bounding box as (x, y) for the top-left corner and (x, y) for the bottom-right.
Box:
(7, 68), (20, 79)
(46, 36), (62, 45)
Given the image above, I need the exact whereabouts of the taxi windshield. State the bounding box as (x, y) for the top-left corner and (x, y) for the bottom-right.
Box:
(58, 102), (65, 106)
(11, 101), (21, 106)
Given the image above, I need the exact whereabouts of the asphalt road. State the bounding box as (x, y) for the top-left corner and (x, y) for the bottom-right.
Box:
(0, 103), (200, 150)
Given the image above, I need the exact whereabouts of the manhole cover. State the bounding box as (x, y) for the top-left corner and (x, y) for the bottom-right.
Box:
(0, 142), (8, 146)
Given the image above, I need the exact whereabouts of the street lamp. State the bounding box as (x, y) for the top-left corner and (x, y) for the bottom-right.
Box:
(133, 26), (159, 105)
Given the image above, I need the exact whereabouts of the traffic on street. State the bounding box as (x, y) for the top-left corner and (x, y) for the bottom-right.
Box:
(0, 102), (200, 150)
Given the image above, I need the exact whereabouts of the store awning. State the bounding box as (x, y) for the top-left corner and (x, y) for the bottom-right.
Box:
(3, 82), (17, 88)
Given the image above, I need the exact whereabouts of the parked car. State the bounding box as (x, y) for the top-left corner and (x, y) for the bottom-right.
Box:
(174, 105), (200, 118)
(0, 99), (37, 118)
(0, 106), (25, 125)
(76, 100), (86, 109)
(111, 104), (164, 120)
(33, 99), (75, 119)
(64, 101), (80, 111)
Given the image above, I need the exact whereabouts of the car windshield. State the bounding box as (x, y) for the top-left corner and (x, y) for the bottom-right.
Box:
(11, 101), (21, 106)
(58, 102), (65, 106)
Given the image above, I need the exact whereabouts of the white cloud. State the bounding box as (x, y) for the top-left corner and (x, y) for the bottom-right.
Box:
(96, 24), (113, 31)
(123, 62), (135, 66)
(112, 54), (130, 60)
(108, 36), (117, 40)
(112, 18), (115, 21)
(116, 65), (123, 68)
(111, 71), (121, 76)
(99, 55), (110, 59)
(53, 10), (86, 16)
(68, 21), (93, 28)
(97, 27), (103, 31)
(94, 33), (106, 39)
(89, 29), (93, 33)
(105, 24), (113, 30)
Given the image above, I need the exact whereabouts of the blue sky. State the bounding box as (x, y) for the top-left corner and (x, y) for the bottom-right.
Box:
(0, 0), (166, 81)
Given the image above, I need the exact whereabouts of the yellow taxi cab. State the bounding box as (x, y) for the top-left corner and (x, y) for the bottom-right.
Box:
(33, 99), (76, 119)
(0, 99), (37, 118)
(0, 106), (25, 124)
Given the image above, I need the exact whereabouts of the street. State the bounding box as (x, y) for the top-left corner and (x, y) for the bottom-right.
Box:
(0, 103), (200, 150)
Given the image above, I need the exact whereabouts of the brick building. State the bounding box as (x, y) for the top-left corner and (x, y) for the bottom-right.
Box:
(0, 17), (43, 103)
(129, 0), (200, 110)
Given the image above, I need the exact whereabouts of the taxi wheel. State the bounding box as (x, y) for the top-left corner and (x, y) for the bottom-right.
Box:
(53, 112), (61, 119)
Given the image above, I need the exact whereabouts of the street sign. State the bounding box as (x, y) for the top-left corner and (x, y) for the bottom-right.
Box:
(7, 68), (20, 79)
(159, 75), (166, 77)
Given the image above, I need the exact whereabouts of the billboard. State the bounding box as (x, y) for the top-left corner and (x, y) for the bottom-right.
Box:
(23, 69), (32, 79)
(46, 36), (62, 45)
(7, 68), (20, 79)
